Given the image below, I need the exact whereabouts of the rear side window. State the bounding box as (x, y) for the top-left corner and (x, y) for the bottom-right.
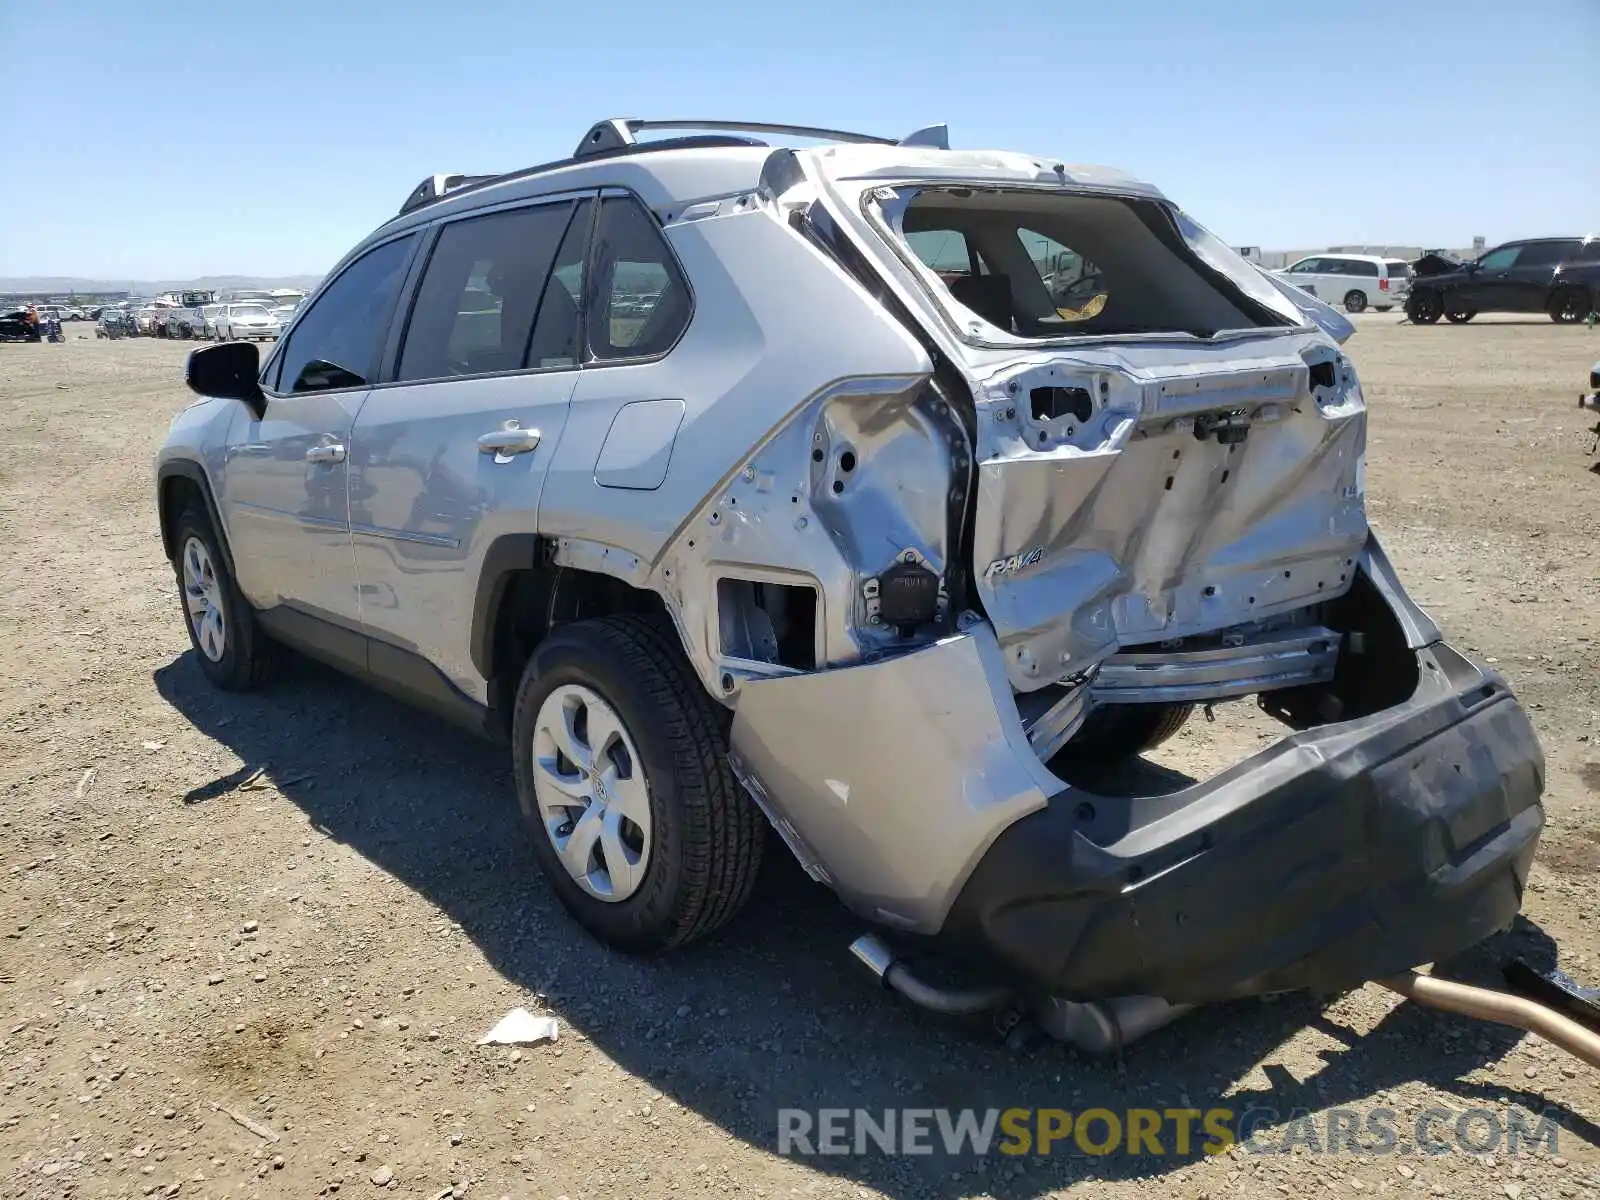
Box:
(397, 200), (577, 382)
(587, 196), (691, 360)
(1517, 241), (1577, 267)
(276, 235), (416, 393)
(1351, 260), (1380, 277)
(1574, 240), (1600, 264)
(526, 199), (592, 370)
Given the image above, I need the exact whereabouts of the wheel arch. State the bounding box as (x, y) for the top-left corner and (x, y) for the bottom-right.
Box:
(472, 534), (680, 735)
(157, 459), (235, 577)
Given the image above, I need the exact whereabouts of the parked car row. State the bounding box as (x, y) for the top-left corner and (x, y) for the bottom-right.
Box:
(1267, 236), (1598, 324)
(97, 295), (304, 342)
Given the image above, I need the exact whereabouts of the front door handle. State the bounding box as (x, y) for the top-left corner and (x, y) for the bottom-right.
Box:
(306, 444), (347, 465)
(477, 425), (542, 456)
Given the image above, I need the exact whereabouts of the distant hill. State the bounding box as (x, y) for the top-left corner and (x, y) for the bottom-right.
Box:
(0, 274), (324, 296)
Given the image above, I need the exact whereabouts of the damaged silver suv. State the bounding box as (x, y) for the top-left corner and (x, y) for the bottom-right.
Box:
(157, 118), (1543, 1030)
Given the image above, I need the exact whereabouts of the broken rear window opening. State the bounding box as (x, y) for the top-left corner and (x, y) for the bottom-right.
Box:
(870, 186), (1302, 341)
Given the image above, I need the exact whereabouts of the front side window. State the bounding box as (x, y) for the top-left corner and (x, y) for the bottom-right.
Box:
(1477, 245), (1521, 271)
(587, 196), (691, 360)
(397, 201), (577, 382)
(1287, 258), (1320, 274)
(276, 234), (416, 393)
(873, 187), (1289, 339)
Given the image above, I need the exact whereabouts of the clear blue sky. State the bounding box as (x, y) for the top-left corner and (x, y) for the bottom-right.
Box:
(2, 0), (1595, 280)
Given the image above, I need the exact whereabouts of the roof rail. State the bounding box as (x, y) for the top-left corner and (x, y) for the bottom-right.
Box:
(573, 118), (948, 158)
(398, 172), (500, 216)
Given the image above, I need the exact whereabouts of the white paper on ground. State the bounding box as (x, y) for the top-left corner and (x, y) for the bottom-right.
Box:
(476, 1007), (560, 1046)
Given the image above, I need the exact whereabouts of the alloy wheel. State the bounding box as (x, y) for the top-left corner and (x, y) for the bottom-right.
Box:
(531, 683), (653, 902)
(181, 535), (226, 662)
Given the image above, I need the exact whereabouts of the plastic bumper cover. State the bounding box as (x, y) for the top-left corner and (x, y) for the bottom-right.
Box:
(940, 641), (1544, 1004)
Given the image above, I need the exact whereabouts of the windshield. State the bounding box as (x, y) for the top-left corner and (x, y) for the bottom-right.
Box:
(233, 305), (270, 317)
(870, 187), (1299, 340)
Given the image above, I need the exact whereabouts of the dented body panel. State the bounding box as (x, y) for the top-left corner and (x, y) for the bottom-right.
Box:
(964, 339), (1366, 691)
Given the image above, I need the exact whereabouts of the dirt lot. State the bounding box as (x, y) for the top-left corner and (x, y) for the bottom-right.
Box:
(2, 315), (1599, 1200)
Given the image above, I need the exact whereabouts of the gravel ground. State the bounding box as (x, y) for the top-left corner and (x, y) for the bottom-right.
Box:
(2, 314), (1598, 1199)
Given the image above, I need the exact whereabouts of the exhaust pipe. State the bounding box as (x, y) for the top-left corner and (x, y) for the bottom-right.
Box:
(849, 935), (1013, 1016)
(847, 935), (1188, 1049)
(1384, 970), (1600, 1071)
(1036, 994), (1194, 1052)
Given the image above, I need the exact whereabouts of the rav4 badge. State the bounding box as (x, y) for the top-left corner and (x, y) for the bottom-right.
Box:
(984, 547), (1045, 579)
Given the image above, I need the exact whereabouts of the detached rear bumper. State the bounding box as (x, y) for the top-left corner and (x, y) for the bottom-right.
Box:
(730, 588), (1543, 1004)
(941, 641), (1543, 1004)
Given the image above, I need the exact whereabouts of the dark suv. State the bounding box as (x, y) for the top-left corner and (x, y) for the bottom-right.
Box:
(1406, 236), (1598, 324)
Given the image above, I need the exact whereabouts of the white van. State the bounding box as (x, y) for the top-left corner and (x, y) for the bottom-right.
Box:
(1276, 254), (1411, 313)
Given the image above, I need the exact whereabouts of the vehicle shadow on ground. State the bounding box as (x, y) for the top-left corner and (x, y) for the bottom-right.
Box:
(154, 651), (1592, 1198)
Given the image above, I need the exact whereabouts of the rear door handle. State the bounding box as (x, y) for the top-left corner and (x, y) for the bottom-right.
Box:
(306, 444), (346, 464)
(477, 426), (542, 456)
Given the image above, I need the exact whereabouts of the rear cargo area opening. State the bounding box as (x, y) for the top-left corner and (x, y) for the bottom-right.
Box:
(1042, 571), (1424, 800)
(878, 187), (1295, 339)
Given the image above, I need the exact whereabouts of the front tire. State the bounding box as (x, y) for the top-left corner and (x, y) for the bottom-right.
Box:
(1407, 290), (1443, 324)
(512, 615), (763, 953)
(1444, 309), (1477, 324)
(1343, 290), (1368, 314)
(172, 507), (275, 691)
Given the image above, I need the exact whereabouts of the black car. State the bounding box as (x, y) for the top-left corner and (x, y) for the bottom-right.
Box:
(1406, 236), (1598, 324)
(0, 309), (42, 343)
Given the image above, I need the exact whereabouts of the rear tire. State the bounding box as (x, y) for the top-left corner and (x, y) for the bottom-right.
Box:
(1444, 310), (1477, 324)
(1375, 305), (1394, 313)
(1548, 288), (1590, 324)
(511, 614), (763, 954)
(1057, 702), (1194, 763)
(1343, 290), (1368, 314)
(172, 506), (276, 692)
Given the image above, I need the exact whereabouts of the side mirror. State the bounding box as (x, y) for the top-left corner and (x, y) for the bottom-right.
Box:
(186, 342), (265, 417)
